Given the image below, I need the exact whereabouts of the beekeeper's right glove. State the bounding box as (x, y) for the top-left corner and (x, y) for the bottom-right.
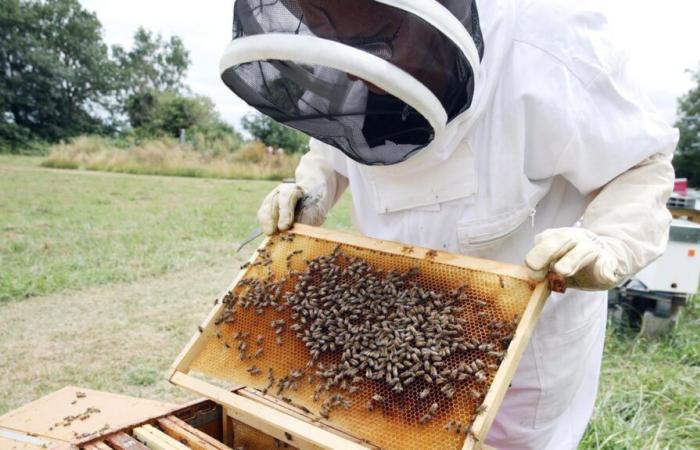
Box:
(257, 140), (348, 235)
(526, 152), (674, 290)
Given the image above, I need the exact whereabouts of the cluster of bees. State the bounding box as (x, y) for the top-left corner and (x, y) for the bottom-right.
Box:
(285, 254), (494, 393)
(216, 235), (519, 437)
(50, 405), (101, 429)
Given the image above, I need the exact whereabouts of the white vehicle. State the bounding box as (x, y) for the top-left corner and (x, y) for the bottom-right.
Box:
(609, 219), (700, 335)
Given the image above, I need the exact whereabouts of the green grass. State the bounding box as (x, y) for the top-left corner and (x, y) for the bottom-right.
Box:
(581, 301), (700, 449)
(0, 153), (43, 167)
(0, 263), (234, 414)
(0, 156), (352, 302)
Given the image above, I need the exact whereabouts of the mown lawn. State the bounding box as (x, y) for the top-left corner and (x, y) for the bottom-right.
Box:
(0, 155), (697, 449)
(0, 155), (352, 302)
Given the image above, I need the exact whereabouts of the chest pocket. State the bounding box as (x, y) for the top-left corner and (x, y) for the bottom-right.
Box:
(361, 141), (478, 215)
(456, 204), (536, 257)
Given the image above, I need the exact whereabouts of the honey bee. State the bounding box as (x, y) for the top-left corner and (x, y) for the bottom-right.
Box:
(371, 394), (385, 403)
(428, 402), (439, 415)
(444, 420), (456, 432)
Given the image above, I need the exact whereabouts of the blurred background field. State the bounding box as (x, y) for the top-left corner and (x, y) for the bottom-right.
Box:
(0, 156), (698, 449)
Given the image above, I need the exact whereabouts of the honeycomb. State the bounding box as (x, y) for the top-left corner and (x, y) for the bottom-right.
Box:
(188, 229), (535, 450)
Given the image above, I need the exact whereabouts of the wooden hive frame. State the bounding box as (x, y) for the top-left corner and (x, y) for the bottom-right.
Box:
(168, 224), (553, 450)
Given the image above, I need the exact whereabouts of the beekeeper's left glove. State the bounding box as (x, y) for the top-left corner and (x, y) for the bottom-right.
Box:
(256, 139), (348, 236)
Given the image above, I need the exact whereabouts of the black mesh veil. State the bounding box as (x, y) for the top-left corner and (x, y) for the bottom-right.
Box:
(222, 0), (484, 166)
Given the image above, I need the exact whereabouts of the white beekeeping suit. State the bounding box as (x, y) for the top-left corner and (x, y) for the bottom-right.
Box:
(223, 0), (677, 448)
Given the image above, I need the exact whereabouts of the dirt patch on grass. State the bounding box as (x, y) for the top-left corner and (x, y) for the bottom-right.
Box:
(0, 262), (241, 415)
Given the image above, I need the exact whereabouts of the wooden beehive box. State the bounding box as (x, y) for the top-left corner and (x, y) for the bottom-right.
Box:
(169, 224), (550, 450)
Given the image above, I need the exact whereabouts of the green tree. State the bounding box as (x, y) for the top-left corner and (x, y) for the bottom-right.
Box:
(157, 93), (213, 137)
(113, 27), (190, 99)
(0, 0), (117, 150)
(124, 90), (160, 130)
(241, 114), (310, 154)
(124, 89), (239, 143)
(674, 64), (700, 186)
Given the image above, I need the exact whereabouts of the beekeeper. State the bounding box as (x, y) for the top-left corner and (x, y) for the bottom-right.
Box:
(220, 0), (677, 448)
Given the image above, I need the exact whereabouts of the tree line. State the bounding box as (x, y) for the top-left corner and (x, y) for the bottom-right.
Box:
(1, 0), (698, 183)
(674, 65), (700, 187)
(0, 0), (308, 154)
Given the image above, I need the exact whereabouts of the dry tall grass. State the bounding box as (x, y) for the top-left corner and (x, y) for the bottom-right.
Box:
(42, 136), (299, 180)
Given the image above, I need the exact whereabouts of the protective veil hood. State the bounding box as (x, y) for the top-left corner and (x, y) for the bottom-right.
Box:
(220, 0), (485, 166)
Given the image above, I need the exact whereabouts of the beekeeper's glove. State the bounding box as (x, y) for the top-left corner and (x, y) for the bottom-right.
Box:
(257, 140), (348, 235)
(526, 228), (624, 290)
(526, 152), (675, 290)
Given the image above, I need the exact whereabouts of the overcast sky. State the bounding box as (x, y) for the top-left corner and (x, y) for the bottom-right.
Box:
(81, 0), (700, 128)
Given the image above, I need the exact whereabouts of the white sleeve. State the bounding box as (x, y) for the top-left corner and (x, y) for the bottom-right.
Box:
(516, 2), (678, 277)
(552, 61), (678, 194)
(515, 2), (679, 194)
(581, 152), (675, 280)
(557, 60), (679, 276)
(295, 139), (349, 217)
